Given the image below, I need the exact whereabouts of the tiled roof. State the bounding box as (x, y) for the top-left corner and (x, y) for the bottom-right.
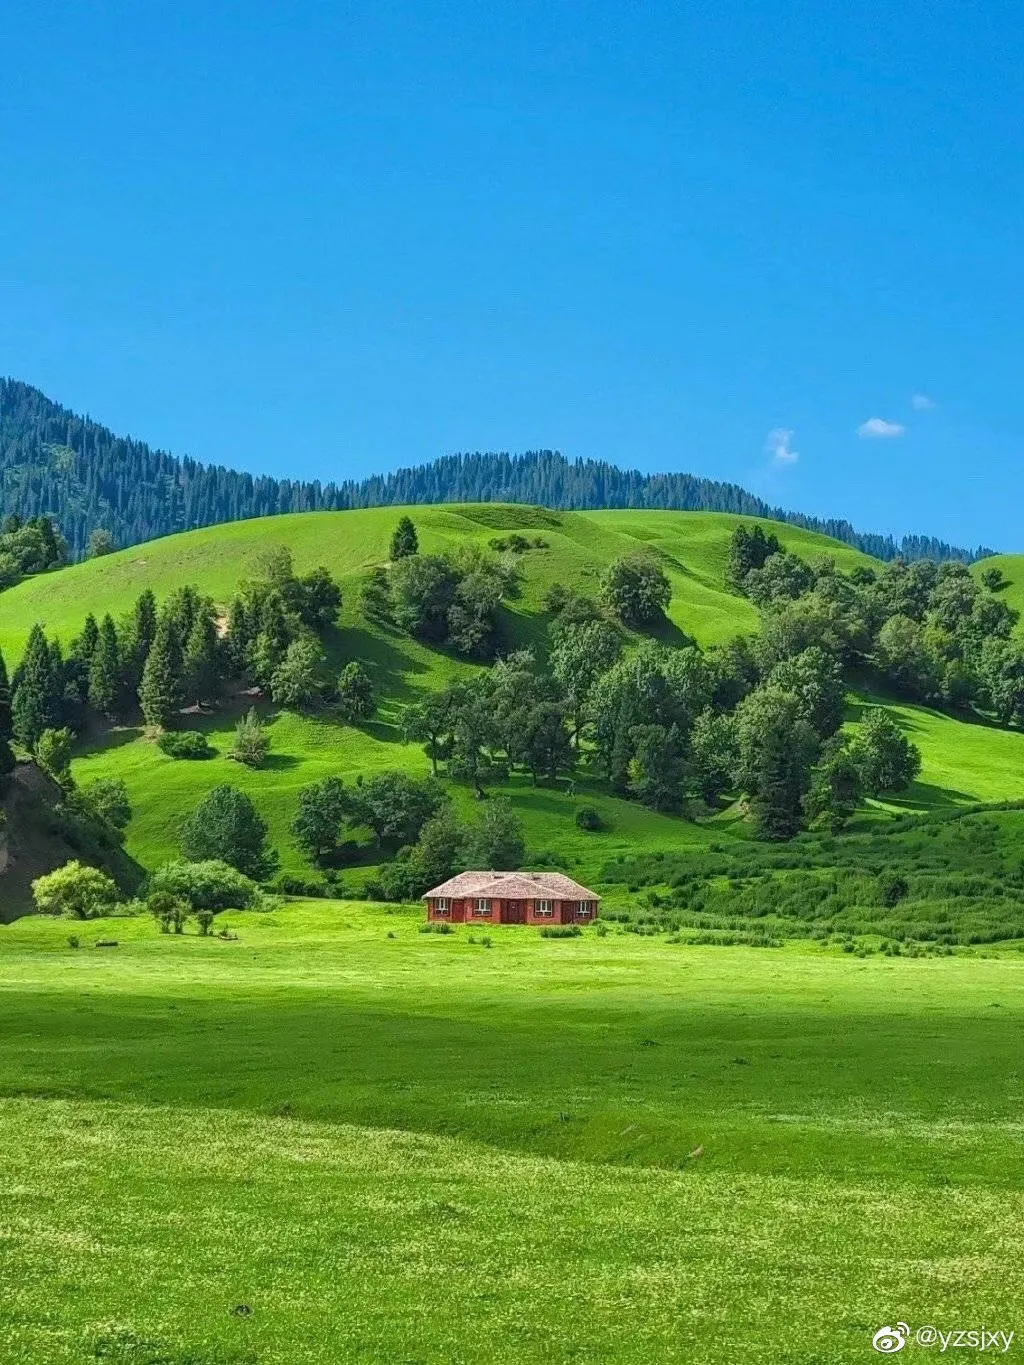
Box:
(422, 870), (599, 900)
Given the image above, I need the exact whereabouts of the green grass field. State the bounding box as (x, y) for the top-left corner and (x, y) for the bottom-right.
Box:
(1, 900), (1022, 1363)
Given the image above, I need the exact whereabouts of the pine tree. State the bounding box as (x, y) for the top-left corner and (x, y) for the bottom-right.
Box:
(0, 644), (12, 741)
(390, 516), (419, 560)
(88, 615), (120, 717)
(75, 614), (100, 667)
(183, 612), (220, 703)
(128, 589), (158, 661)
(139, 617), (184, 728)
(226, 596), (251, 673)
(119, 589), (158, 698)
(11, 625), (59, 750)
(0, 645), (13, 780)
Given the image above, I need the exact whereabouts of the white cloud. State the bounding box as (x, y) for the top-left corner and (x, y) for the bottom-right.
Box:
(911, 393), (935, 410)
(765, 427), (799, 465)
(857, 417), (906, 439)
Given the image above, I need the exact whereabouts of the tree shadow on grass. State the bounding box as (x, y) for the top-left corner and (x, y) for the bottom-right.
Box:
(73, 725), (145, 756)
(260, 752), (302, 771)
(645, 614), (694, 649)
(323, 625), (430, 704)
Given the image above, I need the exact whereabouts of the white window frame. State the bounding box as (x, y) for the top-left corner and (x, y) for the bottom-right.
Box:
(534, 900), (553, 918)
(576, 901), (594, 918)
(474, 899), (492, 916)
(433, 899), (450, 916)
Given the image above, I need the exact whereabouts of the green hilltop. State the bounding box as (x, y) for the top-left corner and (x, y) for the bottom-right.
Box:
(3, 503), (1024, 900)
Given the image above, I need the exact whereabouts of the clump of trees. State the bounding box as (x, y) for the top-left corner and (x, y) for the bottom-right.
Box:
(367, 797), (527, 902)
(600, 552), (672, 628)
(4, 548), (347, 757)
(288, 766), (528, 900)
(0, 514), (68, 591)
(362, 520), (520, 659)
(728, 522), (1022, 720)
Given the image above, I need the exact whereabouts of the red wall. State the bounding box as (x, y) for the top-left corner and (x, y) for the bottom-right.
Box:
(427, 896), (600, 924)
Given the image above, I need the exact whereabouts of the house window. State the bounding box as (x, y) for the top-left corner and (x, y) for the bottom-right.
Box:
(576, 901), (594, 918)
(534, 900), (553, 917)
(434, 899), (450, 916)
(474, 899), (492, 916)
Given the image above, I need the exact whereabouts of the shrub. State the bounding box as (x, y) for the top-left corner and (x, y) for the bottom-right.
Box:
(575, 805), (603, 831)
(147, 890), (188, 934)
(148, 859), (260, 911)
(77, 777), (133, 836)
(32, 861), (121, 919)
(539, 924), (582, 938)
(230, 710), (269, 768)
(268, 872), (330, 897)
(158, 730), (214, 760)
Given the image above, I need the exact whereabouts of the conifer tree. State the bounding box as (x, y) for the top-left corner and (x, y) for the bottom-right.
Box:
(226, 596), (251, 674)
(119, 589), (158, 697)
(75, 614), (100, 667)
(133, 589), (158, 657)
(183, 612), (220, 703)
(0, 645), (13, 780)
(88, 615), (120, 717)
(11, 625), (59, 751)
(139, 617), (184, 728)
(0, 644), (12, 742)
(390, 515), (419, 560)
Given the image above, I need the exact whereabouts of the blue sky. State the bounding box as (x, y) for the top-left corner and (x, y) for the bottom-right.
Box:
(1, 1), (1021, 549)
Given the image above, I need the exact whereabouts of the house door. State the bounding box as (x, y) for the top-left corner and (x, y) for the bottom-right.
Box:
(503, 900), (524, 924)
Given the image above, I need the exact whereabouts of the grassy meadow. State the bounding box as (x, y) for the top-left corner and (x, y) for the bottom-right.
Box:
(1, 900), (1023, 1362)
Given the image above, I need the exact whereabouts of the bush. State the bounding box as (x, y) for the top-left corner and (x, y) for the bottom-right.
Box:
(539, 924), (582, 938)
(268, 872), (331, 897)
(77, 777), (133, 834)
(148, 859), (260, 911)
(147, 890), (188, 934)
(32, 861), (121, 919)
(158, 730), (214, 760)
(230, 709), (270, 769)
(575, 805), (603, 831)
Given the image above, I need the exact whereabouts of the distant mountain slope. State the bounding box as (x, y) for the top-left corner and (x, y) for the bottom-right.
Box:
(0, 377), (993, 562)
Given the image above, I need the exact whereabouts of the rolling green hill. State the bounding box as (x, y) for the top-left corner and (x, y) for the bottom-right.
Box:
(973, 552), (1024, 626)
(4, 504), (1024, 895)
(0, 503), (875, 663)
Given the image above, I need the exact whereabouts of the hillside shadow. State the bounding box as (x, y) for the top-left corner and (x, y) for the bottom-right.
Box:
(324, 624), (430, 703)
(846, 686), (1024, 738)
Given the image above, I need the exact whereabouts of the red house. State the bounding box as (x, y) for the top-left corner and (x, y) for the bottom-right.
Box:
(423, 871), (601, 925)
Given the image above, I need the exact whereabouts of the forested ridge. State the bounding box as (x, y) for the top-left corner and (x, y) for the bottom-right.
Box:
(1, 377), (992, 562)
